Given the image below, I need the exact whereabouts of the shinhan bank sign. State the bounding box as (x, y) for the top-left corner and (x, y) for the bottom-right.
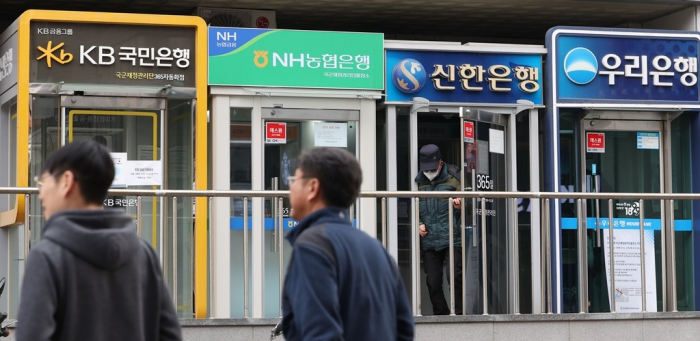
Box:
(547, 27), (700, 104)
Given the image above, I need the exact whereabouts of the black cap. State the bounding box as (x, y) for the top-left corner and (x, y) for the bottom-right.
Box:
(419, 144), (441, 171)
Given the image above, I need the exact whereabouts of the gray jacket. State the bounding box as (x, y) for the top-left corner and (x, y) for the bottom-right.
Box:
(16, 209), (181, 341)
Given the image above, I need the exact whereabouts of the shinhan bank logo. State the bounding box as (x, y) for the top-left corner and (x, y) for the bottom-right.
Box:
(563, 47), (598, 85)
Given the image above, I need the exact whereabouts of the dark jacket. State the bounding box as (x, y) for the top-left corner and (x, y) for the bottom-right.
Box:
(415, 164), (462, 251)
(16, 209), (181, 341)
(281, 206), (414, 341)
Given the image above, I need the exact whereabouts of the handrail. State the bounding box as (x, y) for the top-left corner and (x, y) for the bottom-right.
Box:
(3, 187), (694, 318)
(3, 187), (700, 200)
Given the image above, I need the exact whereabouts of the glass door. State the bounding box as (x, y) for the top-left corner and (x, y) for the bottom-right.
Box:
(62, 107), (163, 247)
(460, 120), (508, 315)
(581, 119), (663, 313)
(261, 108), (358, 317)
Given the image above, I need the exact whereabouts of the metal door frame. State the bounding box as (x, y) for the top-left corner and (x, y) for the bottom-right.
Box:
(259, 107), (361, 317)
(59, 95), (168, 260)
(579, 116), (667, 312)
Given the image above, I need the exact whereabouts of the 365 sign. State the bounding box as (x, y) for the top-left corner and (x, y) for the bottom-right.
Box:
(30, 22), (196, 87)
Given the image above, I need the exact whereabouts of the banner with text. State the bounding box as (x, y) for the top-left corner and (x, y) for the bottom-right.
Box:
(209, 27), (384, 89)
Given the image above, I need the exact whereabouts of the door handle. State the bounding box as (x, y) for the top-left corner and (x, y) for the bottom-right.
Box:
(594, 174), (601, 248)
(271, 177), (279, 252)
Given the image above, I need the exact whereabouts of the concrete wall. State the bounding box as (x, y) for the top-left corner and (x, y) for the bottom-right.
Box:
(180, 312), (700, 341)
(644, 6), (697, 31)
(4, 312), (699, 340)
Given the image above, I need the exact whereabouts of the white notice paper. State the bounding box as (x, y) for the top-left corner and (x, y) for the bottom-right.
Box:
(603, 228), (657, 312)
(314, 122), (347, 147)
(489, 129), (504, 154)
(126, 161), (163, 186)
(110, 153), (128, 188)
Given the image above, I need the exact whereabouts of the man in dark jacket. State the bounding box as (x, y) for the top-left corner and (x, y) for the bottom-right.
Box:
(415, 144), (463, 315)
(281, 147), (414, 340)
(16, 140), (181, 341)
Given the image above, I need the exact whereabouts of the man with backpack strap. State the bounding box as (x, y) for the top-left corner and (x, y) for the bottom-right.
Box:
(281, 147), (414, 340)
(415, 144), (463, 315)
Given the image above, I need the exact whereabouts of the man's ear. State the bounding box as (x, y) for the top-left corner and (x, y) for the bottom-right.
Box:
(306, 178), (321, 202)
(59, 171), (79, 198)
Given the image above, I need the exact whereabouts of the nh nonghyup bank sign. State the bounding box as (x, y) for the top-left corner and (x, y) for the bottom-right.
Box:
(547, 27), (700, 105)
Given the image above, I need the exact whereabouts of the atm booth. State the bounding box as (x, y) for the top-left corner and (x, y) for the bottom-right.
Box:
(0, 10), (208, 318)
(207, 27), (383, 318)
(545, 27), (700, 313)
(380, 41), (546, 314)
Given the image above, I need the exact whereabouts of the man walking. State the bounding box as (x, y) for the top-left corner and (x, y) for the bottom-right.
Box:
(415, 144), (463, 315)
(16, 140), (181, 341)
(281, 147), (414, 340)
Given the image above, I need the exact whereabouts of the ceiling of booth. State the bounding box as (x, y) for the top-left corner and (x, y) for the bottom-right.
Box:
(0, 0), (694, 43)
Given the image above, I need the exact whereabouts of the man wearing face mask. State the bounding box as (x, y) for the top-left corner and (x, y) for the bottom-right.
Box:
(415, 144), (463, 315)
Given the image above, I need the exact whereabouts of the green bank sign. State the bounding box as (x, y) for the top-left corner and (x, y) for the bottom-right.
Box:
(209, 28), (384, 90)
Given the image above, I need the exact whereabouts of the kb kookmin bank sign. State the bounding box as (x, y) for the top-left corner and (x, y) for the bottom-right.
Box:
(30, 21), (197, 87)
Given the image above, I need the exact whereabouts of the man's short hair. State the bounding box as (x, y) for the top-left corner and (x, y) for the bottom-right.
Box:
(297, 147), (362, 208)
(42, 139), (115, 205)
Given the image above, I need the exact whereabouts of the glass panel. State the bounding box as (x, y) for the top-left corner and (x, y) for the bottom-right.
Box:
(166, 99), (194, 317)
(464, 122), (508, 314)
(9, 102), (16, 188)
(262, 118), (357, 317)
(671, 114), (694, 311)
(230, 107), (252, 318)
(559, 109), (579, 313)
(63, 108), (163, 250)
(515, 111), (532, 314)
(8, 225), (20, 318)
(30, 96), (59, 242)
(395, 108), (413, 304)
(584, 130), (661, 313)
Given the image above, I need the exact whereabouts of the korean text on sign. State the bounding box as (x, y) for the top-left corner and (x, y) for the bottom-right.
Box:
(118, 47), (191, 68)
(599, 54), (698, 86)
(430, 64), (540, 93)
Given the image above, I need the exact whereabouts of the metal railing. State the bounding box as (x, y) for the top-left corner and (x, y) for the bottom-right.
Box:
(2, 187), (699, 317)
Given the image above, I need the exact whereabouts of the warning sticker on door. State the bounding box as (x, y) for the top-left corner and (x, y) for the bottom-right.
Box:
(637, 132), (659, 150)
(587, 132), (605, 153)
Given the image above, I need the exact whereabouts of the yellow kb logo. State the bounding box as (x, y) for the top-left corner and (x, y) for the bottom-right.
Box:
(254, 50), (268, 68)
(37, 41), (73, 68)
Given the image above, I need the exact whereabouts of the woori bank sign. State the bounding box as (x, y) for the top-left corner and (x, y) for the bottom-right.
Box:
(548, 27), (700, 104)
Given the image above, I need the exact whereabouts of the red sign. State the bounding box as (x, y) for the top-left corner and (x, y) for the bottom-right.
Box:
(266, 122), (286, 144)
(463, 121), (474, 143)
(586, 132), (605, 153)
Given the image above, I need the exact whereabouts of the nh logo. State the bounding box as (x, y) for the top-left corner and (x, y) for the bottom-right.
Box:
(216, 32), (236, 41)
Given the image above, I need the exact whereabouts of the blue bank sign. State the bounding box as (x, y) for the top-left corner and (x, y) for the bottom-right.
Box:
(548, 27), (700, 104)
(385, 50), (543, 104)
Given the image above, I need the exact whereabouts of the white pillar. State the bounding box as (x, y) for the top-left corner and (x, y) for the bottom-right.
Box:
(358, 98), (377, 238)
(251, 97), (265, 318)
(386, 105), (399, 260)
(507, 112), (518, 314)
(210, 95), (231, 317)
(529, 108), (542, 314)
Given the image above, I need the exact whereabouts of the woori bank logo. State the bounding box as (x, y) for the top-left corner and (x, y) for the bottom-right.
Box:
(392, 58), (426, 93)
(563, 47), (598, 85)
